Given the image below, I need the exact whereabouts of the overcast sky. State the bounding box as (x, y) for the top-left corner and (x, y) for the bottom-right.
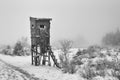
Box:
(0, 0), (120, 47)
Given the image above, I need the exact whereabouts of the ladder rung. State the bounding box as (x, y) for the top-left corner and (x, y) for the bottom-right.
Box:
(33, 55), (40, 57)
(44, 55), (50, 57)
(44, 60), (50, 62)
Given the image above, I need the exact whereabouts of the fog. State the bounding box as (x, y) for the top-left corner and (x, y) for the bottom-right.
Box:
(0, 0), (120, 48)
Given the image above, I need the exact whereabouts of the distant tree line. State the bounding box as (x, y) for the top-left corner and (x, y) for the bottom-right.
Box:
(0, 37), (30, 56)
(102, 28), (120, 47)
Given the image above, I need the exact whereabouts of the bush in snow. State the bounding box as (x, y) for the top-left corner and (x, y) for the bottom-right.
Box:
(13, 41), (25, 56)
(68, 60), (78, 74)
(92, 76), (119, 80)
(59, 52), (77, 74)
(93, 58), (120, 78)
(1, 45), (13, 55)
(86, 45), (101, 58)
(72, 55), (83, 65)
(13, 37), (30, 56)
(79, 60), (97, 79)
(75, 46), (120, 79)
(76, 49), (85, 56)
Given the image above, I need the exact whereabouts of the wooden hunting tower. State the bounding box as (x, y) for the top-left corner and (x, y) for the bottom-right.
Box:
(30, 17), (60, 68)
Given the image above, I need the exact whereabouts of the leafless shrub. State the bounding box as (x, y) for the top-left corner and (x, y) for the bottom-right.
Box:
(59, 40), (73, 54)
(79, 61), (97, 79)
(59, 39), (77, 73)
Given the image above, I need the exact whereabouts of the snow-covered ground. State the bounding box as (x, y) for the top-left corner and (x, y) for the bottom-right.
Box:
(0, 59), (30, 80)
(1, 47), (120, 80)
(0, 49), (82, 80)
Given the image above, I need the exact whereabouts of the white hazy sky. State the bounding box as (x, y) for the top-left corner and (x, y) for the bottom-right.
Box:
(0, 0), (120, 47)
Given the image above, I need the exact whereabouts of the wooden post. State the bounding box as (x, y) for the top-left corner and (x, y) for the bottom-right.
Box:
(42, 54), (45, 65)
(31, 48), (33, 65)
(48, 52), (51, 66)
(39, 46), (41, 65)
(35, 45), (38, 66)
(31, 45), (34, 65)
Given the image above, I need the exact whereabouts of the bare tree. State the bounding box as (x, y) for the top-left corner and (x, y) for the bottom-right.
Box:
(59, 39), (73, 58)
(59, 39), (75, 73)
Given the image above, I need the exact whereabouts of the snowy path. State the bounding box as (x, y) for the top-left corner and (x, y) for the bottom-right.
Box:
(0, 54), (80, 80)
(0, 59), (32, 80)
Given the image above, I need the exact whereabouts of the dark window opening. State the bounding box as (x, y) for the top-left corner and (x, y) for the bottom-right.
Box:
(40, 25), (45, 28)
(31, 24), (34, 28)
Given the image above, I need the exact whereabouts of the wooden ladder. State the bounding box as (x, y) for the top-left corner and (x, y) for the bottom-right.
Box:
(48, 47), (61, 68)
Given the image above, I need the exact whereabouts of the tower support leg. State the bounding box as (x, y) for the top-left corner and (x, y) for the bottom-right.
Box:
(48, 52), (51, 66)
(42, 54), (46, 65)
(31, 45), (34, 65)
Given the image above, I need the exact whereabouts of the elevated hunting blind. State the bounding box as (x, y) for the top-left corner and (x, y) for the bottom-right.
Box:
(30, 17), (60, 68)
